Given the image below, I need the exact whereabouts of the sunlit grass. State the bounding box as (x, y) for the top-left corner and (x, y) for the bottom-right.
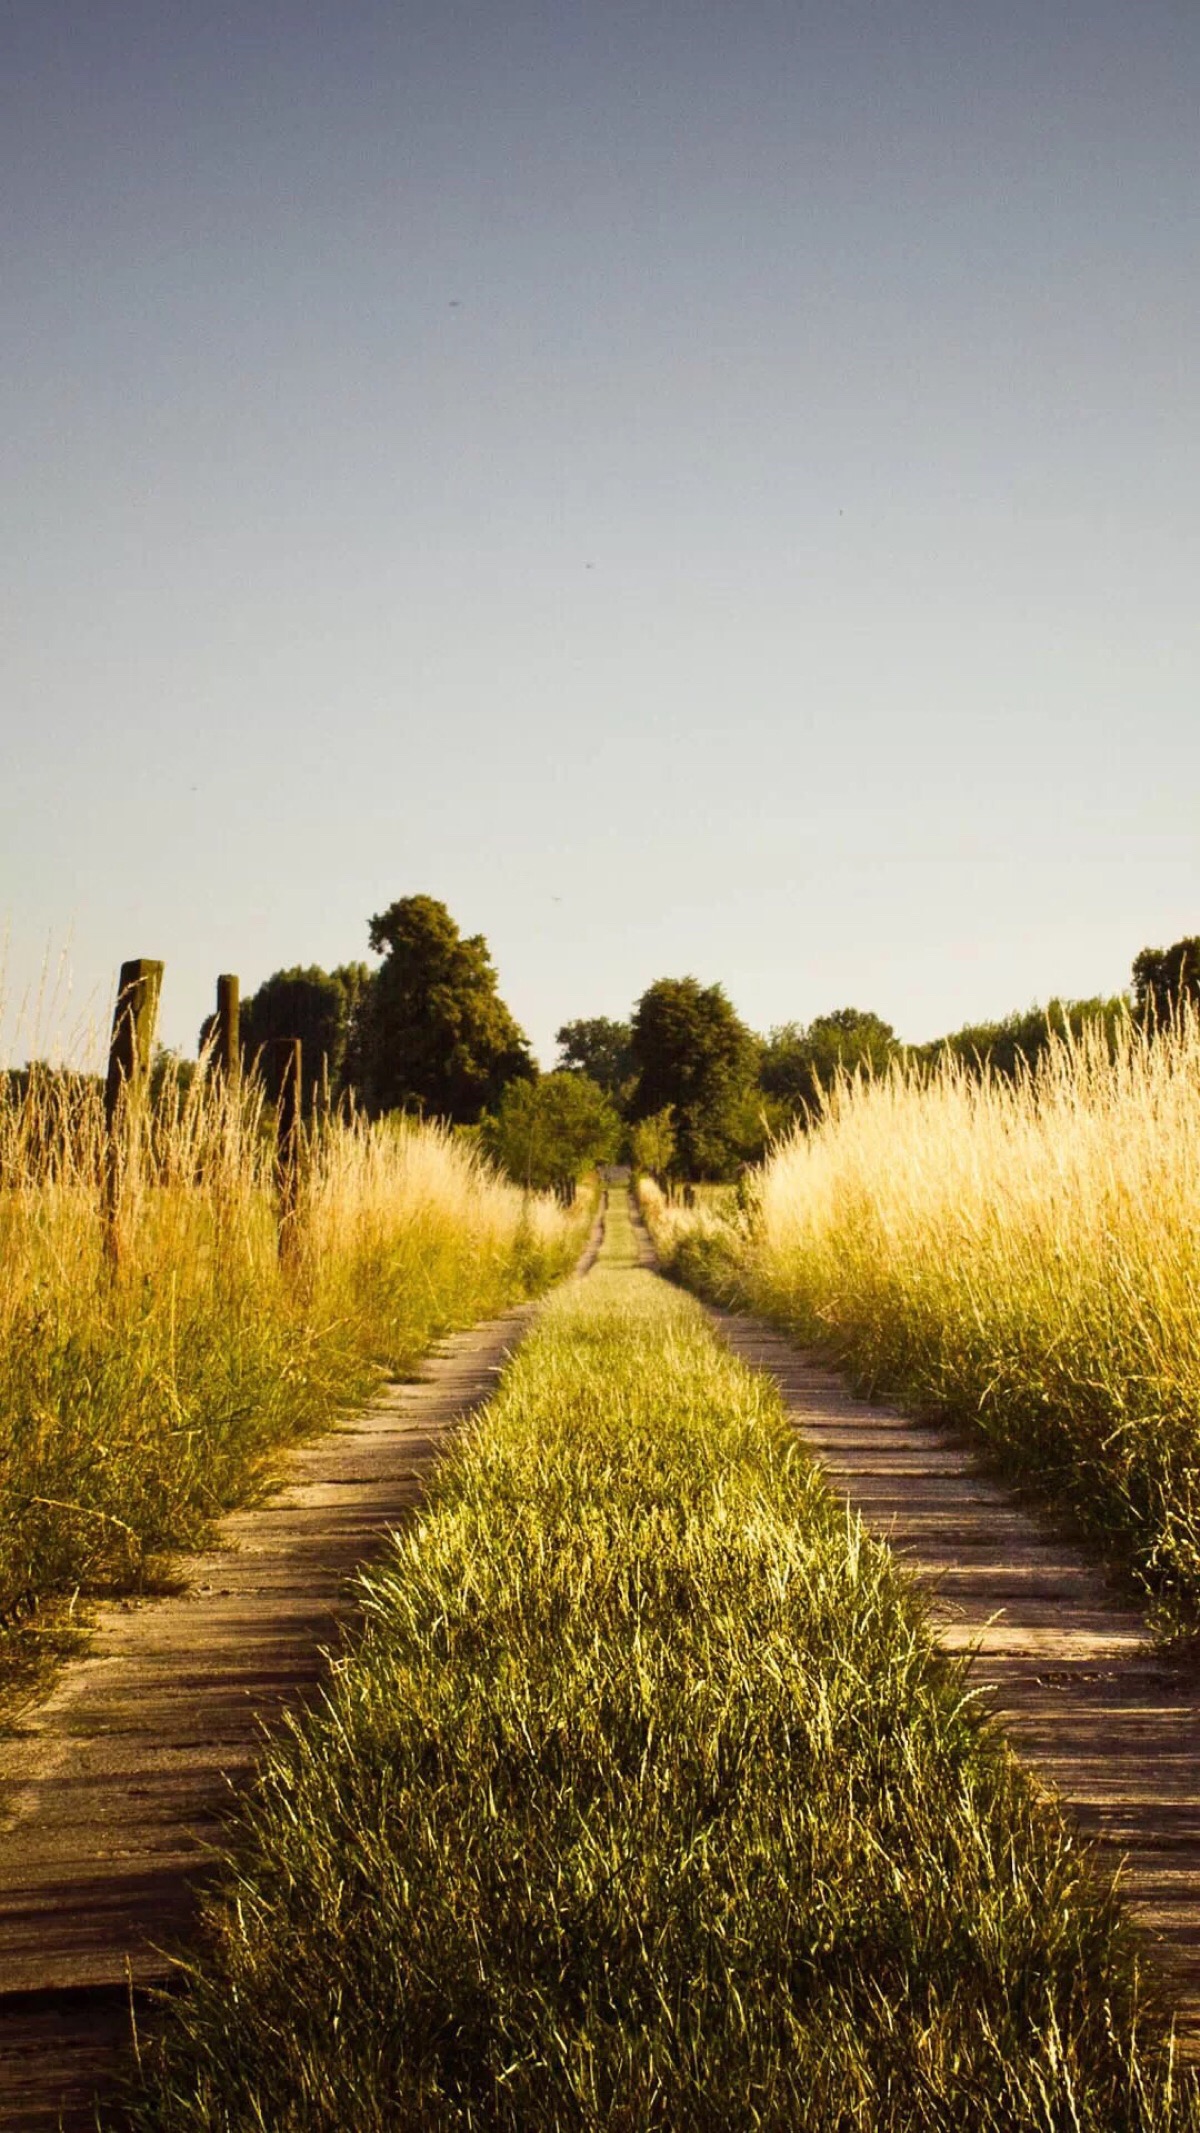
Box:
(650, 1012), (1200, 1624)
(120, 1199), (1196, 2130)
(0, 1061), (579, 1675)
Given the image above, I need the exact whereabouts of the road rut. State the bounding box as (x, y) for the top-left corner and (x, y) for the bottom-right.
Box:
(634, 1197), (1200, 2043)
(0, 1297), (543, 2130)
(713, 1310), (1200, 2049)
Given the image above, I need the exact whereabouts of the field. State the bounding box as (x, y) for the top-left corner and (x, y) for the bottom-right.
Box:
(646, 1013), (1200, 1630)
(118, 1196), (1196, 2131)
(0, 1063), (580, 1701)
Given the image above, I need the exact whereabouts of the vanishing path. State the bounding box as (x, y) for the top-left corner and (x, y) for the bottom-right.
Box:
(9, 1193), (1200, 2118)
(639, 1209), (1200, 2047)
(0, 1248), (593, 2130)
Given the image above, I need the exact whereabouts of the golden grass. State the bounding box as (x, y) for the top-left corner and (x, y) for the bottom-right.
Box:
(655, 1013), (1200, 1618)
(0, 1062), (579, 1657)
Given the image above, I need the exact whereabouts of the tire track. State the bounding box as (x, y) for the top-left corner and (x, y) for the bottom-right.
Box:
(0, 1220), (604, 2133)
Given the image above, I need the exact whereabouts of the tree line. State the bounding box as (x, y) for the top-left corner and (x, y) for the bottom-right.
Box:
(11, 909), (1199, 1190)
(196, 902), (1200, 1189)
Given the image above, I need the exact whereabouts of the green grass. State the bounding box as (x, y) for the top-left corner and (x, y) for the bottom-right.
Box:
(118, 1196), (1197, 2131)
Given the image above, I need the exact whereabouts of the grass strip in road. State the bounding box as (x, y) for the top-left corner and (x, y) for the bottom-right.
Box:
(122, 1198), (1198, 2131)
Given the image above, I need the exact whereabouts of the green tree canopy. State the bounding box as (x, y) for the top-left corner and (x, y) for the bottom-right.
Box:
(628, 1106), (676, 1184)
(555, 1017), (634, 1104)
(630, 977), (757, 1180)
(363, 895), (533, 1123)
(482, 1071), (618, 1192)
(1132, 938), (1200, 1024)
(149, 1045), (198, 1117)
(1, 1063), (102, 1179)
(759, 1008), (898, 1119)
(220, 965), (370, 1109)
(916, 997), (1128, 1081)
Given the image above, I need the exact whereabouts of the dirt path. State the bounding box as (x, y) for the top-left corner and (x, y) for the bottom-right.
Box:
(630, 1196), (1200, 2044)
(0, 1288), (559, 2131)
(709, 1309), (1200, 2046)
(9, 1191), (1200, 2116)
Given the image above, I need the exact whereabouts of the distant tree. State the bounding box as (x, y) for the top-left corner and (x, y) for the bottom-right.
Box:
(362, 895), (533, 1124)
(328, 963), (374, 1094)
(629, 977), (757, 1180)
(728, 1085), (789, 1165)
(759, 1008), (898, 1120)
(214, 965), (369, 1111)
(628, 1106), (676, 1185)
(1132, 938), (1200, 1023)
(1, 1062), (101, 1180)
(918, 997), (1128, 1081)
(555, 1017), (634, 1104)
(483, 1071), (618, 1192)
(2, 1061), (101, 1109)
(149, 1045), (198, 1116)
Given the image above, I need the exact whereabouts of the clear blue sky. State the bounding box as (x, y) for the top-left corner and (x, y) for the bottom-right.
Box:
(3, 0), (1197, 1065)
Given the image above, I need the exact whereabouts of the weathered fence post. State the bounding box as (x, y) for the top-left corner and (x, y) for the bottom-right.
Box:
(274, 1037), (303, 1265)
(212, 974), (240, 1083)
(204, 975), (242, 1243)
(103, 958), (164, 1266)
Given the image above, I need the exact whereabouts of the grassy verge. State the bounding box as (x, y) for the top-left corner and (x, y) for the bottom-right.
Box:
(120, 1195), (1195, 2130)
(0, 1068), (581, 1694)
(644, 1016), (1200, 1632)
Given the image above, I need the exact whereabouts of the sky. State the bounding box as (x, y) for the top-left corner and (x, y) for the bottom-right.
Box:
(2, 0), (1197, 1067)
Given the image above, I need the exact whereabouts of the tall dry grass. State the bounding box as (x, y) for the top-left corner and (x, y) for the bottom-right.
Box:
(661, 1014), (1200, 1621)
(0, 1062), (578, 1652)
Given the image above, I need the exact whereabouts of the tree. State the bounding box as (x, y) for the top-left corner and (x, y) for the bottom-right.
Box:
(917, 998), (1127, 1081)
(362, 895), (533, 1123)
(760, 1008), (898, 1120)
(1, 1063), (101, 1181)
(149, 1045), (198, 1116)
(330, 962), (375, 1095)
(629, 977), (757, 1180)
(213, 964), (369, 1110)
(482, 1072), (618, 1192)
(555, 1017), (634, 1104)
(628, 1106), (676, 1184)
(1132, 938), (1200, 1024)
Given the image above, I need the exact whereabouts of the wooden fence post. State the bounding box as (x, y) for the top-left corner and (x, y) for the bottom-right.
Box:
(212, 974), (240, 1083)
(205, 975), (242, 1242)
(274, 1037), (303, 1264)
(104, 958), (164, 1265)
